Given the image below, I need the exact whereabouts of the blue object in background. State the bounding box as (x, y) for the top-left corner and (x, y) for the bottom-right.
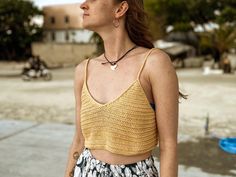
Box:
(219, 137), (236, 155)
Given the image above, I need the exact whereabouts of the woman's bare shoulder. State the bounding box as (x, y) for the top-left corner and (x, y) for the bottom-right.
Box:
(74, 59), (89, 87)
(74, 55), (103, 84)
(146, 48), (178, 88)
(147, 48), (175, 75)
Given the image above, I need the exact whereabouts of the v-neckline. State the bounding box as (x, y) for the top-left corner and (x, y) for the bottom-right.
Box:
(83, 78), (154, 111)
(82, 48), (156, 109)
(83, 78), (139, 106)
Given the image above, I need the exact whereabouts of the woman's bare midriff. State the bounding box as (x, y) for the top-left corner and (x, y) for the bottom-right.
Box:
(90, 149), (153, 165)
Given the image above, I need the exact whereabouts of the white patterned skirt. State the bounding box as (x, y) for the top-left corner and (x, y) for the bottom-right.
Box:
(73, 147), (159, 177)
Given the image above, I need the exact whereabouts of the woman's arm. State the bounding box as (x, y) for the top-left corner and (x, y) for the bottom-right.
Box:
(149, 49), (179, 177)
(64, 60), (87, 177)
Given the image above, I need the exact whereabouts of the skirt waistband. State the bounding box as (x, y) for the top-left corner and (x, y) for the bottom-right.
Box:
(83, 147), (155, 167)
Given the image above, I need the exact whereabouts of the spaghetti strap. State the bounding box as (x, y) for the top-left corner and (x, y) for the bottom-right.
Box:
(84, 58), (91, 84)
(137, 48), (156, 80)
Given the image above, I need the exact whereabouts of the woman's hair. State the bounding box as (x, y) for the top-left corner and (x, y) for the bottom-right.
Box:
(114, 0), (188, 100)
(115, 0), (154, 49)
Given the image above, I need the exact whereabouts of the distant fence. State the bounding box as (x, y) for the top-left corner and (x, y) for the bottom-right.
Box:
(32, 42), (97, 68)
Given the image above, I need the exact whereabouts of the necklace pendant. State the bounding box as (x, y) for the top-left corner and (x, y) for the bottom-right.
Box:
(111, 64), (117, 70)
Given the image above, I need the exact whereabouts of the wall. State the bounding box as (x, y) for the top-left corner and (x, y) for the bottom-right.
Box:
(44, 29), (93, 43)
(32, 42), (97, 68)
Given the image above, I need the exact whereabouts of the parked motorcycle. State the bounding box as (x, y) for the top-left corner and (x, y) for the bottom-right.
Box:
(21, 56), (52, 81)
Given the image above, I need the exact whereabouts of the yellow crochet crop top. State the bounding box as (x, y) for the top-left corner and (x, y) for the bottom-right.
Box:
(80, 48), (158, 156)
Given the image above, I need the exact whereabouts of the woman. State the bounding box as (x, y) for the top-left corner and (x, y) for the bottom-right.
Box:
(64, 0), (184, 176)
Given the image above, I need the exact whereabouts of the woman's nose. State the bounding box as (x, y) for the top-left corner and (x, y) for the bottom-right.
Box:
(80, 1), (89, 10)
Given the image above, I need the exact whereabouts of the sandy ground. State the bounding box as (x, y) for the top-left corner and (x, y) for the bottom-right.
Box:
(0, 62), (236, 138)
(177, 68), (236, 138)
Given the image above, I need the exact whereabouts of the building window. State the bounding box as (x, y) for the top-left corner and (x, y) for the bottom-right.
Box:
(51, 32), (55, 41)
(65, 31), (69, 41)
(65, 15), (70, 24)
(50, 16), (55, 24)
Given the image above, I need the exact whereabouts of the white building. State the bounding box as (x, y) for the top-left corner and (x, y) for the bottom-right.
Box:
(43, 3), (93, 43)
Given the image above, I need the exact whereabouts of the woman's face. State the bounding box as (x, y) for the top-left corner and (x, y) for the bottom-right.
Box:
(80, 0), (118, 31)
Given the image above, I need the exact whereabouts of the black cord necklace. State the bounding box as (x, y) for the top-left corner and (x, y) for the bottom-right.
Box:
(102, 45), (138, 70)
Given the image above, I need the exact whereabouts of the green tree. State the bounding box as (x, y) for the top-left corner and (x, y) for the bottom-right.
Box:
(144, 0), (220, 34)
(145, 0), (236, 34)
(201, 25), (236, 55)
(216, 0), (236, 24)
(0, 0), (43, 61)
(214, 25), (236, 54)
(144, 0), (236, 59)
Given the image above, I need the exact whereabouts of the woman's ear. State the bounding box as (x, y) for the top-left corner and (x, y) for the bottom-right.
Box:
(114, 1), (129, 18)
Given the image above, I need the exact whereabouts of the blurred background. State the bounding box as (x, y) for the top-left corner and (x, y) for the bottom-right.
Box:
(0, 0), (235, 177)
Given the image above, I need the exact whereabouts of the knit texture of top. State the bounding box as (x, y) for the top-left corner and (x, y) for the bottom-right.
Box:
(80, 48), (158, 156)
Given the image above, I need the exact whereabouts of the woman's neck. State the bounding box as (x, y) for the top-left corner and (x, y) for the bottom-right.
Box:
(98, 29), (136, 60)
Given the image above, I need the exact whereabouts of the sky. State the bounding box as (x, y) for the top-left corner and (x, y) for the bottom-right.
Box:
(32, 0), (84, 8)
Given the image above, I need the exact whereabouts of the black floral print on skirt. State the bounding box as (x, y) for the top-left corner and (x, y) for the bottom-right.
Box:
(74, 147), (159, 177)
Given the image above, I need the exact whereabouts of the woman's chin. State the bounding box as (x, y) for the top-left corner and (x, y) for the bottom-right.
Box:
(82, 23), (94, 31)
